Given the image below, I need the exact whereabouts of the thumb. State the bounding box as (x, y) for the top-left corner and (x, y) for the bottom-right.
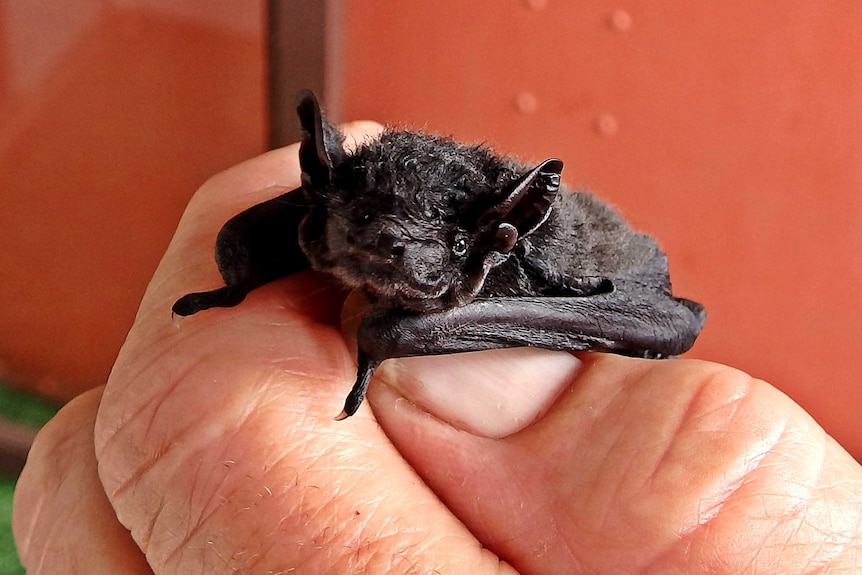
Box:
(366, 348), (585, 574)
(373, 348), (580, 438)
(367, 352), (862, 575)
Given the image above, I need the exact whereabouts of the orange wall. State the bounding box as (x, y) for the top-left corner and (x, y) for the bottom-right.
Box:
(338, 1), (862, 456)
(0, 2), (266, 399)
(1, 2), (858, 459)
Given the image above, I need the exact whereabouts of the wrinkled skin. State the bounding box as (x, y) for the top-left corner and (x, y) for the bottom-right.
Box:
(14, 122), (862, 574)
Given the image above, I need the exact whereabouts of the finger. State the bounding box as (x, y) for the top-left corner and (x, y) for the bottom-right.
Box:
(370, 353), (862, 574)
(13, 387), (153, 574)
(93, 126), (517, 574)
(374, 348), (581, 438)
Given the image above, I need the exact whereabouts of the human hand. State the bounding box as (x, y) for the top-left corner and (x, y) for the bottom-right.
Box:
(14, 123), (862, 574)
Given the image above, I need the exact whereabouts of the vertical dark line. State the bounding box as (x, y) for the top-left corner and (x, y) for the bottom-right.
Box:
(0, 420), (36, 478)
(267, 0), (328, 149)
(323, 0), (344, 122)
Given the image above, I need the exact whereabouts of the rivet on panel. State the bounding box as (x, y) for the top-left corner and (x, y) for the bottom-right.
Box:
(515, 92), (539, 114)
(524, 0), (548, 11)
(608, 9), (632, 32)
(595, 113), (619, 136)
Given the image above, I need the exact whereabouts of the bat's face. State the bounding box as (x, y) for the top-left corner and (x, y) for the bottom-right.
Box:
(302, 212), (468, 311)
(298, 172), (478, 312)
(297, 131), (514, 312)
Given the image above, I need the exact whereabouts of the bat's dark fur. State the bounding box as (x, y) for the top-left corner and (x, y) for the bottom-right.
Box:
(174, 90), (705, 419)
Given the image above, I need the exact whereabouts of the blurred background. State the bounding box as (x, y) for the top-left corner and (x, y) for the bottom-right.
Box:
(1, 1), (861, 569)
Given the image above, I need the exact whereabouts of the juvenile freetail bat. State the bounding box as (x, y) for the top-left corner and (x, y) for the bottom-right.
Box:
(173, 90), (706, 419)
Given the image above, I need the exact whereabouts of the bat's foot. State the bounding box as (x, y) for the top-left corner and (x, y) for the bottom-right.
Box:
(172, 286), (250, 317)
(334, 380), (371, 420)
(334, 353), (381, 421)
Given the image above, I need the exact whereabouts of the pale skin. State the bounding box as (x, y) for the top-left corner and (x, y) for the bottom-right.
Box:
(13, 122), (862, 574)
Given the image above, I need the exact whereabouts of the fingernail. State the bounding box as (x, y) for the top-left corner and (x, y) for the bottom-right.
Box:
(374, 348), (581, 438)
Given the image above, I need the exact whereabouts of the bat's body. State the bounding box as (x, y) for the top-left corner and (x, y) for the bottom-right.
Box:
(174, 91), (705, 419)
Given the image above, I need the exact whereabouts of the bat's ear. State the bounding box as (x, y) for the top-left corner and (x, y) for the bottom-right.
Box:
(296, 90), (347, 188)
(480, 158), (563, 252)
(459, 159), (564, 300)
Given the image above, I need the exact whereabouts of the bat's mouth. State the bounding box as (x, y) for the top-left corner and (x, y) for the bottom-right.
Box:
(327, 256), (450, 311)
(364, 280), (449, 310)
(302, 224), (453, 310)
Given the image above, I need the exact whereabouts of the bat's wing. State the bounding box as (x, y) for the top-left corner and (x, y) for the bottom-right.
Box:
(173, 92), (339, 317)
(172, 187), (311, 316)
(337, 291), (705, 418)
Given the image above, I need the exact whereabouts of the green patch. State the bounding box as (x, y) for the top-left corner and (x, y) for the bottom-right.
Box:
(0, 477), (23, 575)
(0, 383), (59, 429)
(0, 382), (61, 574)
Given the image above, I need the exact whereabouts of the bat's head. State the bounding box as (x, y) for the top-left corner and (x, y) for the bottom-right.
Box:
(295, 90), (563, 312)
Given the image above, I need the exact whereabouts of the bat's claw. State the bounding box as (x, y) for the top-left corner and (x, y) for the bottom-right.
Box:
(333, 352), (380, 422)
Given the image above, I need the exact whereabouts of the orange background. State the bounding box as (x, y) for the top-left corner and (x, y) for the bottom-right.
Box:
(1, 2), (859, 457)
(337, 1), (862, 457)
(0, 1), (266, 397)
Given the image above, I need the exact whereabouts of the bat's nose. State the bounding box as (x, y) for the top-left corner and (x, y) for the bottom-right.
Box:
(375, 231), (406, 256)
(346, 229), (405, 258)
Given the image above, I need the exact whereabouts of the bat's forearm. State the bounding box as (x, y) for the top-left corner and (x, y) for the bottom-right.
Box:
(358, 293), (704, 362)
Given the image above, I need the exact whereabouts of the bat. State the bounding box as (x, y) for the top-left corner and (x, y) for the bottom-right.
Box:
(173, 90), (706, 419)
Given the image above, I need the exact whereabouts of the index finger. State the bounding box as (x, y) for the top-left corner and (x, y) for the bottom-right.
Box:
(91, 122), (514, 574)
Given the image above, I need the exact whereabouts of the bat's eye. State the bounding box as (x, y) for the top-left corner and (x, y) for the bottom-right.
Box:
(452, 236), (468, 257)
